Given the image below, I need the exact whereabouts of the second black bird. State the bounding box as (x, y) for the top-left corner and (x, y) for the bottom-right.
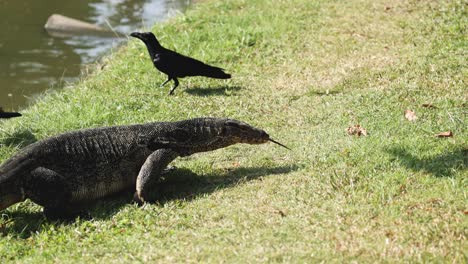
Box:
(0, 107), (21, 119)
(130, 32), (231, 95)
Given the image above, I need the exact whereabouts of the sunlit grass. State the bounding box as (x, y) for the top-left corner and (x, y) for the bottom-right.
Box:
(0, 0), (466, 262)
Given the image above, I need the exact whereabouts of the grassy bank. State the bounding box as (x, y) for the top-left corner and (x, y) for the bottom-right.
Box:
(0, 0), (466, 262)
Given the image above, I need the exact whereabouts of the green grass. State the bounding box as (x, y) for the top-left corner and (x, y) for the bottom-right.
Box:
(0, 0), (466, 262)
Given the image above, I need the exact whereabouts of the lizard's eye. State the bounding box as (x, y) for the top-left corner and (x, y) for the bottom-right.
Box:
(225, 120), (250, 131)
(219, 126), (227, 135)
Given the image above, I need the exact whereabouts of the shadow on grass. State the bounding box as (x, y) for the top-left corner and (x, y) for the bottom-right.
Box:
(1, 164), (298, 238)
(0, 129), (37, 148)
(155, 164), (299, 203)
(0, 211), (47, 239)
(387, 146), (467, 177)
(184, 85), (242, 96)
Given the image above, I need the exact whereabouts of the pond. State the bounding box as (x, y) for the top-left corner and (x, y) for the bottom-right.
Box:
(0, 0), (191, 110)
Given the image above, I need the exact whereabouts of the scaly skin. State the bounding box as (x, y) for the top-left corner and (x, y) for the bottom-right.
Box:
(0, 117), (287, 219)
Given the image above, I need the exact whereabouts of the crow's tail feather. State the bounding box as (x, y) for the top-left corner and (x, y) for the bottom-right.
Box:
(201, 66), (231, 79)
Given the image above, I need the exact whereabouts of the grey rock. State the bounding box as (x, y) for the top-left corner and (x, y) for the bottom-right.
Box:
(44, 14), (122, 38)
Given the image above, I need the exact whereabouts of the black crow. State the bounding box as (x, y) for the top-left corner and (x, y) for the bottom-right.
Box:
(0, 108), (21, 119)
(130, 32), (231, 95)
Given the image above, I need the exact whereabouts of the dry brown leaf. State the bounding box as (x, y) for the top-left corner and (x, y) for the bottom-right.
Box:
(435, 131), (453, 138)
(422, 103), (437, 108)
(347, 125), (368, 137)
(404, 109), (418, 122)
(275, 209), (286, 217)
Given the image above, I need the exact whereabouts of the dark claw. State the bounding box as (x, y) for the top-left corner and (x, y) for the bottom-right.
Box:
(133, 192), (144, 206)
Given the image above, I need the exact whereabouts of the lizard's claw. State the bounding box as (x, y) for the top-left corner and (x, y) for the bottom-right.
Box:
(133, 192), (144, 206)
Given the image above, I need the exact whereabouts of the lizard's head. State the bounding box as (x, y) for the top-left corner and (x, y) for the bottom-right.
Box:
(218, 119), (290, 149)
(145, 118), (290, 154)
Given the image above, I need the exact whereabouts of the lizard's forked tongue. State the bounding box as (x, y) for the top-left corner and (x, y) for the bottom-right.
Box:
(269, 138), (291, 150)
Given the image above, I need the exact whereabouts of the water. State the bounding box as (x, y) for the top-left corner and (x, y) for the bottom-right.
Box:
(0, 0), (190, 110)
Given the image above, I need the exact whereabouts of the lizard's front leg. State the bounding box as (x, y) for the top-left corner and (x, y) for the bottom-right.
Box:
(135, 149), (179, 203)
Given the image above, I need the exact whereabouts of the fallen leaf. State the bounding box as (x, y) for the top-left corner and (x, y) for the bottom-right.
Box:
(275, 209), (286, 217)
(385, 230), (395, 238)
(404, 109), (418, 121)
(435, 131), (453, 138)
(347, 125), (368, 137)
(422, 103), (437, 108)
(369, 214), (378, 220)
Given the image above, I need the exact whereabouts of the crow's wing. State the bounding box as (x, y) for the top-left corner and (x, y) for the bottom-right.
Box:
(153, 50), (228, 78)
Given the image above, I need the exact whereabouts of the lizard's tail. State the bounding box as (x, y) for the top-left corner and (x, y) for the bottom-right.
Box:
(0, 155), (30, 210)
(0, 173), (25, 210)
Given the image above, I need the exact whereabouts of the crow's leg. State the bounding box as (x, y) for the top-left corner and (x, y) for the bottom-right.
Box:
(134, 149), (179, 203)
(160, 76), (172, 87)
(169, 78), (179, 95)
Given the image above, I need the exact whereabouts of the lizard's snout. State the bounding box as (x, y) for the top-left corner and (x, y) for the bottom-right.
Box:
(255, 130), (290, 150)
(221, 119), (290, 150)
(252, 130), (270, 144)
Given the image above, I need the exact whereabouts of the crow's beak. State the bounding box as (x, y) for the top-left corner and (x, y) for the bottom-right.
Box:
(130, 32), (141, 39)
